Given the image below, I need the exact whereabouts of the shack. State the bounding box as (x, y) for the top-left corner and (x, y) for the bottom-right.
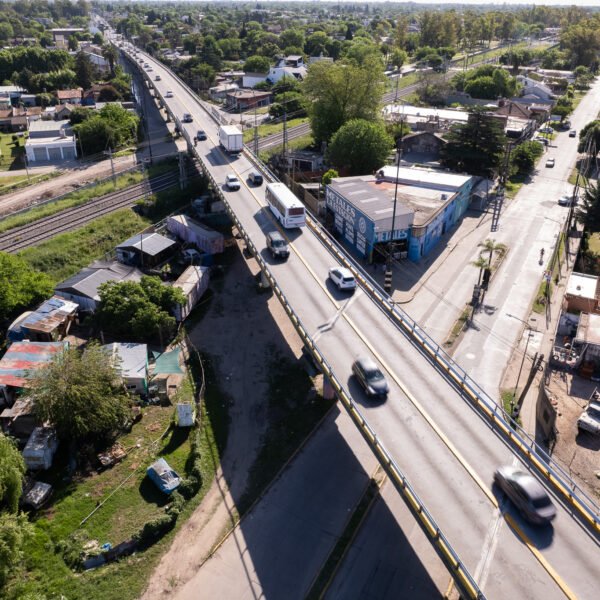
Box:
(103, 342), (149, 394)
(7, 296), (78, 342)
(166, 215), (224, 255)
(116, 232), (177, 268)
(172, 265), (210, 321)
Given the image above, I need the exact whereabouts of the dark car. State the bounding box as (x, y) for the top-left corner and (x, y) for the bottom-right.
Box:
(266, 230), (289, 259)
(494, 465), (556, 525)
(352, 356), (389, 399)
(569, 129), (577, 138)
(196, 130), (207, 141)
(248, 170), (263, 186)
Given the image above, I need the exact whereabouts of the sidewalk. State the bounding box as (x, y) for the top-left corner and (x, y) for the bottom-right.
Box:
(500, 223), (584, 440)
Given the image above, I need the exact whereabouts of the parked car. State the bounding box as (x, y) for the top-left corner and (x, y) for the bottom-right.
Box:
(248, 170), (263, 186)
(577, 401), (600, 435)
(558, 194), (573, 206)
(328, 267), (357, 291)
(352, 356), (389, 399)
(165, 90), (174, 98)
(539, 126), (554, 134)
(546, 158), (555, 168)
(182, 113), (193, 123)
(181, 248), (202, 264)
(225, 173), (240, 190)
(493, 465), (556, 525)
(266, 230), (289, 259)
(146, 458), (181, 494)
(534, 137), (549, 146)
(196, 129), (207, 141)
(569, 130), (577, 138)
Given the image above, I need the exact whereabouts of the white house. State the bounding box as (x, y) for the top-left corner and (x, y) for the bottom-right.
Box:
(516, 76), (555, 102)
(25, 119), (77, 162)
(266, 57), (308, 84)
(103, 342), (149, 394)
(242, 72), (268, 88)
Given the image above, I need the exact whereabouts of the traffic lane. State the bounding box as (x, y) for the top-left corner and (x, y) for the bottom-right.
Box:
(325, 480), (448, 600)
(174, 408), (381, 600)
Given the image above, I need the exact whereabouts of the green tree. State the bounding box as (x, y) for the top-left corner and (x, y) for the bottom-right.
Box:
(303, 57), (385, 144)
(441, 108), (506, 177)
(95, 276), (184, 343)
(322, 169), (339, 186)
(327, 119), (393, 176)
(510, 141), (544, 174)
(101, 43), (118, 77)
(561, 19), (600, 69)
(243, 54), (270, 74)
(0, 253), (53, 323)
(390, 48), (407, 70)
(30, 344), (131, 444)
(576, 181), (600, 232)
(305, 31), (329, 56)
(75, 50), (93, 89)
(68, 35), (79, 51)
(279, 28), (305, 50)
(0, 512), (31, 589)
(577, 120), (600, 156)
(69, 106), (91, 125)
(0, 434), (25, 513)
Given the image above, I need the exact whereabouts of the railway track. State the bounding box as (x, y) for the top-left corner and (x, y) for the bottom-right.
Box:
(0, 170), (195, 253)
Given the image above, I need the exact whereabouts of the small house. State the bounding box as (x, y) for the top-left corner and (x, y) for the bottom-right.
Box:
(0, 341), (67, 407)
(55, 260), (143, 312)
(565, 272), (600, 314)
(116, 232), (177, 268)
(23, 427), (58, 470)
(25, 119), (77, 162)
(103, 342), (149, 394)
(55, 88), (83, 105)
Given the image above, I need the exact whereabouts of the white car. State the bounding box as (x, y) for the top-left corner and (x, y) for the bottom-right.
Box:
(328, 267), (357, 291)
(577, 402), (600, 435)
(225, 174), (240, 190)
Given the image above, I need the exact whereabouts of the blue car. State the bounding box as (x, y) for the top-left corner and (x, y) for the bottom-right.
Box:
(146, 458), (181, 494)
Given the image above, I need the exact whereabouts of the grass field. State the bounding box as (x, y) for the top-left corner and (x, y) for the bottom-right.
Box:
(0, 132), (26, 171)
(258, 133), (314, 162)
(242, 117), (308, 143)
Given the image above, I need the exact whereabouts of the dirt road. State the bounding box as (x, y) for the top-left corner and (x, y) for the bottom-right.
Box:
(141, 241), (303, 599)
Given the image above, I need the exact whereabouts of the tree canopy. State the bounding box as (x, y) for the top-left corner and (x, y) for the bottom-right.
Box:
(576, 182), (600, 233)
(0, 253), (53, 324)
(440, 108), (506, 177)
(0, 434), (25, 514)
(578, 120), (600, 156)
(452, 65), (518, 100)
(327, 119), (393, 176)
(0, 512), (31, 589)
(510, 140), (544, 175)
(29, 344), (131, 444)
(243, 54), (270, 74)
(303, 57), (385, 144)
(95, 275), (185, 343)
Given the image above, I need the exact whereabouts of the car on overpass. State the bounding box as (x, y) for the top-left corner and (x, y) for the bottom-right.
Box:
(493, 465), (556, 525)
(328, 267), (357, 291)
(225, 174), (240, 191)
(352, 357), (389, 400)
(183, 113), (193, 123)
(165, 91), (174, 98)
(196, 130), (207, 141)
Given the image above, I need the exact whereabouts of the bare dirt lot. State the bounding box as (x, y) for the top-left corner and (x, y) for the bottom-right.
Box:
(141, 240), (304, 599)
(546, 371), (600, 500)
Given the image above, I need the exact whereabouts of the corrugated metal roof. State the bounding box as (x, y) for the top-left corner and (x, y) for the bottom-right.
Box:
(14, 296), (77, 335)
(55, 261), (143, 300)
(0, 341), (67, 388)
(103, 343), (148, 380)
(116, 233), (176, 257)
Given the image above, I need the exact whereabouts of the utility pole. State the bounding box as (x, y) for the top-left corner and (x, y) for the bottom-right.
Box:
(178, 151), (187, 189)
(108, 147), (116, 184)
(253, 91), (259, 156)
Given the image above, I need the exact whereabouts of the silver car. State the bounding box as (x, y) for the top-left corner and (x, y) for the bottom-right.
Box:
(494, 465), (556, 525)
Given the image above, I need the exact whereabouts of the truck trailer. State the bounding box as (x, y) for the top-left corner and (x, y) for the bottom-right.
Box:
(219, 125), (243, 154)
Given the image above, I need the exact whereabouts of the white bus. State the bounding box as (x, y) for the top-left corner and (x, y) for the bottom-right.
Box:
(265, 182), (306, 228)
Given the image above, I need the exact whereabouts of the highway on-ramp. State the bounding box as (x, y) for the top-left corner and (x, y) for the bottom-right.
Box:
(123, 43), (600, 599)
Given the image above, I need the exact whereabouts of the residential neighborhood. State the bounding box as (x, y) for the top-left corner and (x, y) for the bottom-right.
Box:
(0, 2), (599, 600)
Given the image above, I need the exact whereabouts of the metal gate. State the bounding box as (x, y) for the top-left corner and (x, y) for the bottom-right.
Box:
(33, 147), (47, 161)
(48, 147), (62, 161)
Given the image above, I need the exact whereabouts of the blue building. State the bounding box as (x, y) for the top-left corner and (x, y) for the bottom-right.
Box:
(325, 167), (474, 263)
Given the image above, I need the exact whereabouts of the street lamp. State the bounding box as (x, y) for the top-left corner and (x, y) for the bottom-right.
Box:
(507, 313), (538, 417)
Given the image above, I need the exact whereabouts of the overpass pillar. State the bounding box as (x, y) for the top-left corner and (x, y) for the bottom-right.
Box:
(323, 377), (336, 400)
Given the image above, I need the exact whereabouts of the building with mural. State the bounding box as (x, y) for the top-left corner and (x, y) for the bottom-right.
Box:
(325, 167), (474, 263)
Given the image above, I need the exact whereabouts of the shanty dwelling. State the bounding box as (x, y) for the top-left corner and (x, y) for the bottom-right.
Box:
(115, 233), (177, 269)
(0, 341), (68, 408)
(103, 342), (149, 395)
(166, 215), (224, 255)
(7, 296), (78, 342)
(54, 261), (143, 313)
(0, 397), (36, 441)
(172, 265), (210, 322)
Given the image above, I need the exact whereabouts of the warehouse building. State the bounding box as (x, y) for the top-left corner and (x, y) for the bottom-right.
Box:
(325, 167), (474, 262)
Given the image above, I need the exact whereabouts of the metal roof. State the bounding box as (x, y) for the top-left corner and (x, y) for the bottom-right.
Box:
(116, 232), (176, 257)
(55, 261), (143, 301)
(0, 341), (67, 388)
(10, 296), (78, 336)
(103, 343), (147, 380)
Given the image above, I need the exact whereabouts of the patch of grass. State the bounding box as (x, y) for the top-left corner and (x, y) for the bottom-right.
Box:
(237, 346), (335, 515)
(17, 209), (149, 283)
(0, 171), (62, 196)
(444, 306), (471, 348)
(0, 132), (26, 171)
(505, 172), (528, 198)
(533, 281), (552, 314)
(385, 71), (418, 94)
(500, 389), (522, 427)
(242, 117), (307, 143)
(258, 134), (314, 162)
(588, 233), (600, 255)
(8, 351), (230, 600)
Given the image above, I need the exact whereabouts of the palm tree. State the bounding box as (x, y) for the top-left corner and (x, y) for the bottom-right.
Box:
(102, 44), (119, 77)
(472, 255), (489, 286)
(478, 238), (505, 273)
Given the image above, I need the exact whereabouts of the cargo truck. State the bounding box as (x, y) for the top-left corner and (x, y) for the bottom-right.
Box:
(219, 125), (243, 154)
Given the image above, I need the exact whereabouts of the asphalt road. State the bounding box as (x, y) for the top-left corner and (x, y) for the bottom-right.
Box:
(119, 41), (600, 599)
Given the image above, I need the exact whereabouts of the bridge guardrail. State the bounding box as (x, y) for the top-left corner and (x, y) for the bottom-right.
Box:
(124, 46), (600, 538)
